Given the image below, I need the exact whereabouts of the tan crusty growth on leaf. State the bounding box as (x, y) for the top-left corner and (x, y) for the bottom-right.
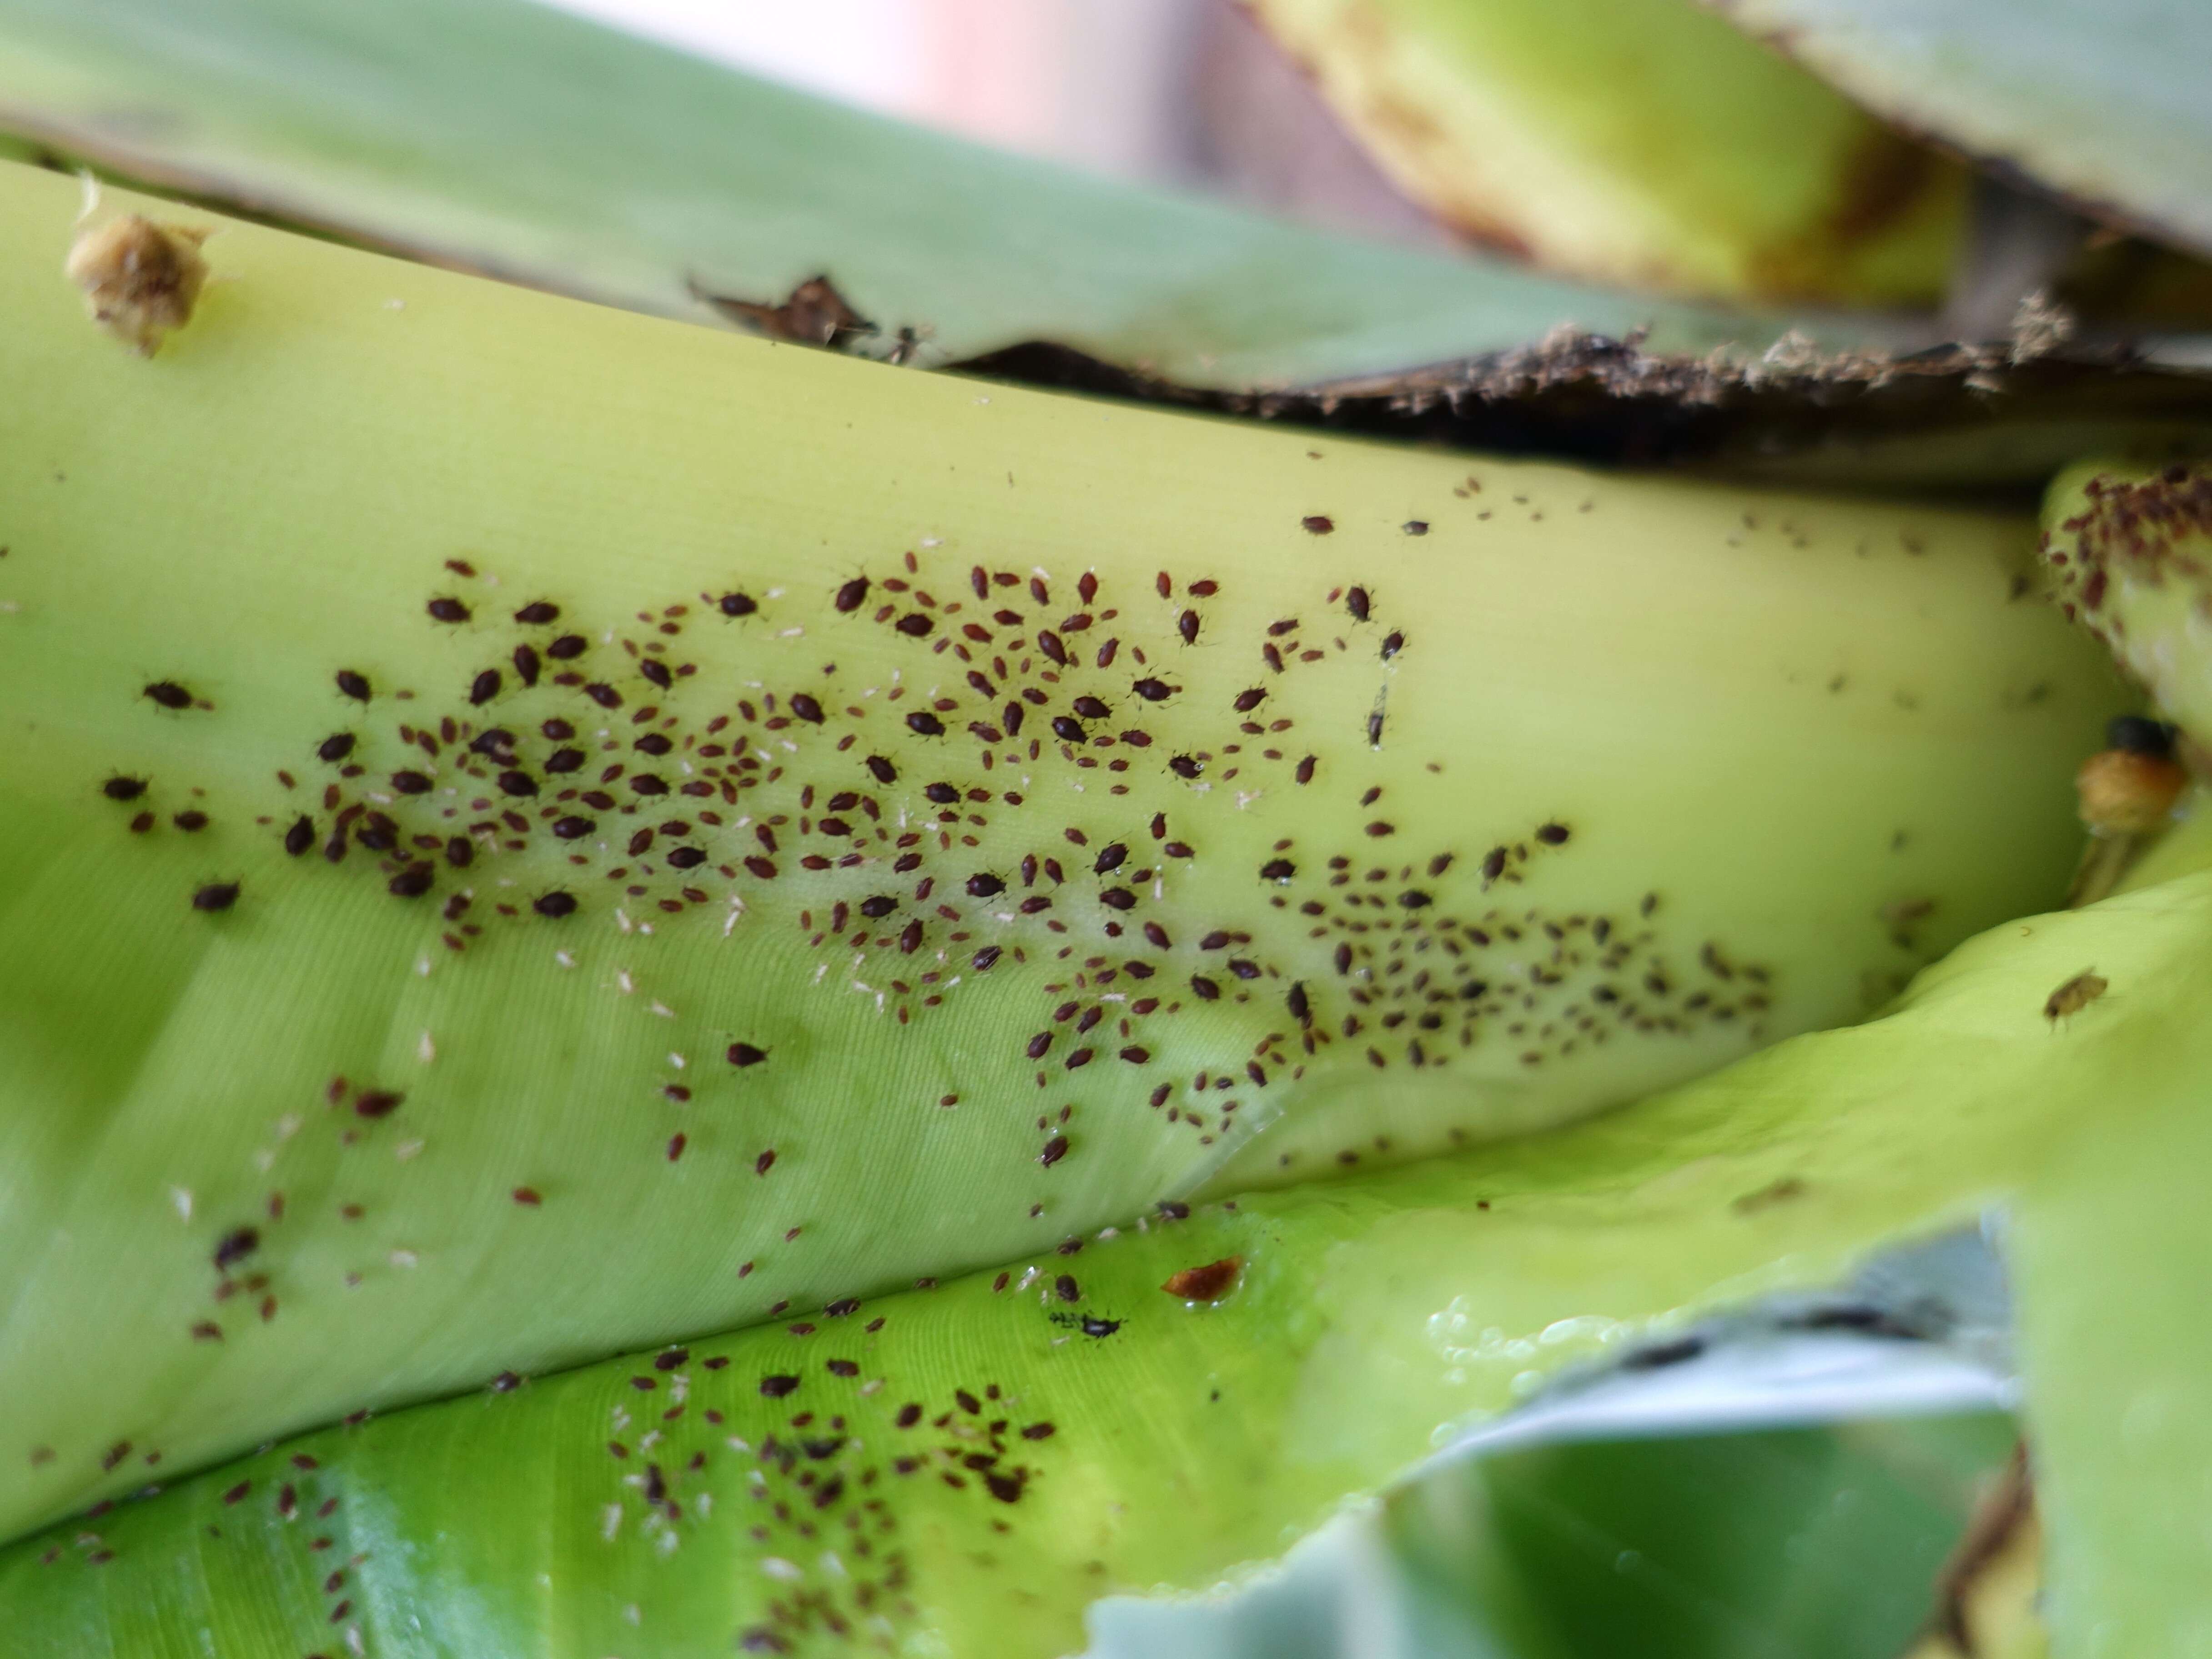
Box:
(66, 215), (210, 355)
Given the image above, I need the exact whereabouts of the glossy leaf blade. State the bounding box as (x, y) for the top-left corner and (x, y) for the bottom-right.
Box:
(1703, 0), (2212, 261)
(9, 862), (2211, 1652)
(0, 0), (1796, 389)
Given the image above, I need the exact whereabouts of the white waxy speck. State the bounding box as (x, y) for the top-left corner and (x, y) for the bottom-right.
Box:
(640, 922), (655, 935)
(389, 1249), (418, 1268)
(617, 971), (635, 994)
(639, 1430), (661, 1450)
(170, 1187), (193, 1222)
(385, 298), (405, 311)
(367, 792), (394, 806)
(650, 1001), (674, 1019)
(601, 1504), (622, 1541)
(615, 910), (633, 935)
(276, 1114), (301, 1141)
(417, 1031), (436, 1064)
(812, 964), (828, 982)
(860, 1378), (884, 1395)
(819, 1552), (847, 1579)
(1098, 1227), (1119, 1240)
(1237, 790), (1261, 809)
(1016, 1266), (1040, 1292)
(761, 1558), (802, 1582)
(626, 1602), (644, 1623)
(778, 628), (804, 639)
(611, 1406), (631, 1429)
(395, 1140), (423, 1161)
(556, 951), (576, 968)
(726, 1436), (751, 1453)
(975, 396), (990, 405)
(415, 956), (432, 976)
(668, 1052), (686, 1069)
(254, 1149), (275, 1172)
(920, 536), (941, 548)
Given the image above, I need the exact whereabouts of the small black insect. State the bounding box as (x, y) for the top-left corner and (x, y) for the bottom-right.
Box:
(426, 597), (470, 624)
(144, 681), (193, 710)
(533, 890), (578, 919)
(469, 669), (502, 707)
(513, 601), (560, 625)
(102, 776), (147, 801)
(334, 669), (372, 702)
(191, 882), (240, 911)
(719, 592), (757, 618)
(283, 816), (314, 856)
(318, 734), (355, 763)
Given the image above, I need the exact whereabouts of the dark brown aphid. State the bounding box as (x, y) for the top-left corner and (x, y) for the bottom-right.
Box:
(1161, 1257), (1242, 1302)
(835, 577), (870, 613)
(102, 776), (147, 801)
(728, 1043), (769, 1067)
(191, 882), (239, 912)
(866, 755), (897, 784)
(143, 681), (194, 710)
(1260, 858), (1294, 880)
(906, 712), (945, 737)
(514, 601), (560, 625)
(1169, 755), (1202, 779)
(513, 644), (540, 687)
(896, 613), (933, 638)
(533, 891), (578, 919)
(1381, 631), (1404, 660)
(585, 683), (622, 710)
(392, 770), (432, 795)
(2045, 970), (2108, 1025)
(1052, 716), (1085, 743)
(545, 747), (585, 774)
(387, 865), (434, 899)
(426, 598), (470, 624)
(1302, 515), (1334, 534)
(1039, 1135), (1070, 1166)
(1132, 678), (1172, 702)
(719, 592), (757, 618)
(760, 1374), (800, 1398)
(1234, 688), (1266, 712)
(1072, 695), (1110, 719)
(1345, 587), (1371, 622)
(639, 659), (673, 690)
(1536, 823), (1571, 845)
(283, 816), (314, 856)
(1403, 520), (1429, 535)
(1177, 610), (1199, 645)
(552, 815), (594, 840)
(469, 669), (502, 706)
(1287, 982), (1311, 1023)
(967, 873), (1005, 898)
(547, 634), (587, 660)
(335, 669), (372, 702)
(317, 734), (355, 763)
(212, 1227), (260, 1272)
(172, 810), (209, 832)
(1095, 843), (1127, 874)
(497, 771), (538, 798)
(354, 1090), (403, 1119)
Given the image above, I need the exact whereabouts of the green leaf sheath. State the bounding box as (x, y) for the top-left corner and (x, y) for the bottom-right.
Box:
(0, 161), (2119, 1539)
(1243, 0), (1966, 304)
(0, 0), (1799, 387)
(8, 862), (2210, 1654)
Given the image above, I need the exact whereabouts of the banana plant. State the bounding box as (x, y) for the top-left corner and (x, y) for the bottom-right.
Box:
(3, 0), (2212, 1653)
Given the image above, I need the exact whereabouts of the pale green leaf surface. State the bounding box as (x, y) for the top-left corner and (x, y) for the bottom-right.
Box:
(0, 0), (1794, 389)
(5, 858), (2207, 1654)
(0, 161), (2118, 1542)
(2011, 1017), (2212, 1656)
(1703, 0), (2212, 260)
